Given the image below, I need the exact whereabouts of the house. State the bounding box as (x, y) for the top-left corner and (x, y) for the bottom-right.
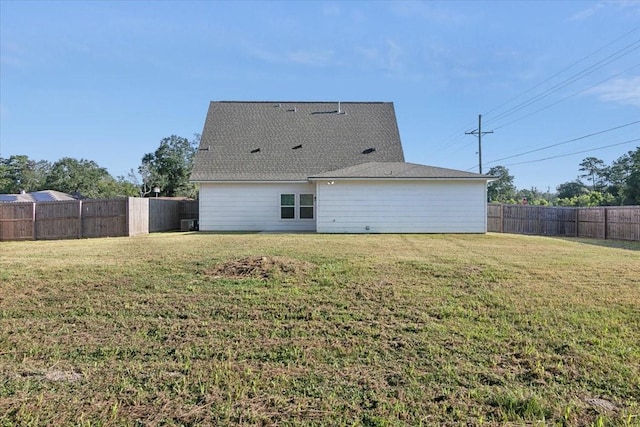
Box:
(190, 101), (493, 233)
(0, 190), (76, 203)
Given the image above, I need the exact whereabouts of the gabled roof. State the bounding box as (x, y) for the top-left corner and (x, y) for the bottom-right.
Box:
(309, 162), (494, 180)
(0, 190), (76, 203)
(191, 101), (405, 181)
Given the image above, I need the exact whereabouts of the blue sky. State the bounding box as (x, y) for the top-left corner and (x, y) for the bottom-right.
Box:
(1, 0), (639, 191)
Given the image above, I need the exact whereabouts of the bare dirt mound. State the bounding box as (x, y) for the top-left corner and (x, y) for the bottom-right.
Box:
(207, 256), (316, 281)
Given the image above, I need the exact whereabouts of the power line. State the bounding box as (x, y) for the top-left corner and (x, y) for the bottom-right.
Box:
(484, 38), (640, 128)
(482, 25), (640, 118)
(438, 26), (639, 164)
(492, 63), (640, 131)
(502, 138), (639, 167)
(436, 52), (638, 157)
(485, 37), (640, 126)
(486, 120), (640, 165)
(429, 121), (479, 155)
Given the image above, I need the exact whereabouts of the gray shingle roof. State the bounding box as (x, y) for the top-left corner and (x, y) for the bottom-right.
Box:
(309, 162), (494, 180)
(191, 101), (405, 181)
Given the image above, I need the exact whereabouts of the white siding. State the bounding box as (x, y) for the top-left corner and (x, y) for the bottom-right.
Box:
(199, 182), (316, 231)
(316, 180), (487, 233)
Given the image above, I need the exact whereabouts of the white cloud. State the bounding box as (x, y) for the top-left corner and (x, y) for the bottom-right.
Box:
(0, 41), (26, 67)
(247, 45), (335, 67)
(569, 0), (640, 20)
(385, 40), (403, 71)
(286, 49), (335, 67)
(390, 1), (467, 25)
(614, 0), (640, 16)
(587, 75), (640, 107)
(355, 39), (404, 73)
(321, 3), (341, 17)
(246, 46), (280, 63)
(569, 2), (605, 21)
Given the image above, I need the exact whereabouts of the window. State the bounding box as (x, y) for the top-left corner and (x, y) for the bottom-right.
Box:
(281, 194), (295, 219)
(299, 194), (314, 219)
(280, 193), (314, 220)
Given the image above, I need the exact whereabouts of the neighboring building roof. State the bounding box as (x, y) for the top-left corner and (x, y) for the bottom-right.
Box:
(309, 162), (494, 180)
(0, 190), (77, 203)
(191, 101), (405, 182)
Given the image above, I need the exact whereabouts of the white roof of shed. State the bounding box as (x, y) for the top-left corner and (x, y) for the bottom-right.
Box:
(0, 190), (76, 203)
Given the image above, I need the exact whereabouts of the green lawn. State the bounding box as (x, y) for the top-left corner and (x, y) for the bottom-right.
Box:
(1, 233), (638, 426)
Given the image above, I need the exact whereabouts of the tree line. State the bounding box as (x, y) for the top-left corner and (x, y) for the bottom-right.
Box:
(3, 138), (638, 206)
(0, 135), (199, 199)
(487, 147), (640, 206)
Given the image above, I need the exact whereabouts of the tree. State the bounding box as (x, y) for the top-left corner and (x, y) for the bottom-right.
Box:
(579, 157), (606, 192)
(556, 191), (615, 207)
(127, 165), (160, 198)
(601, 153), (630, 205)
(486, 166), (516, 203)
(556, 180), (588, 200)
(44, 157), (120, 198)
(0, 155), (51, 193)
(101, 175), (140, 198)
(0, 160), (10, 193)
(517, 187), (552, 205)
(623, 147), (640, 205)
(139, 134), (198, 198)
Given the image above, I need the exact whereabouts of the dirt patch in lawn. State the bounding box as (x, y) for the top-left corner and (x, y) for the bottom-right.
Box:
(45, 370), (83, 382)
(207, 256), (316, 281)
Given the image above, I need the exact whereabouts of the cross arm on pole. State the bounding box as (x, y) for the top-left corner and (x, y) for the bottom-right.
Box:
(465, 114), (493, 174)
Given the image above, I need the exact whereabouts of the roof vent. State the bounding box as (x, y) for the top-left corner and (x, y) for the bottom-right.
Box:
(251, 148), (260, 153)
(292, 144), (302, 150)
(362, 148), (376, 154)
(337, 101), (346, 115)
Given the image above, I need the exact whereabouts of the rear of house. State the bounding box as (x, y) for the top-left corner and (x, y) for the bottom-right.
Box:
(191, 101), (492, 233)
(311, 163), (489, 233)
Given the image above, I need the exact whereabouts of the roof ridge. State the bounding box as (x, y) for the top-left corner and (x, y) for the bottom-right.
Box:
(213, 101), (391, 105)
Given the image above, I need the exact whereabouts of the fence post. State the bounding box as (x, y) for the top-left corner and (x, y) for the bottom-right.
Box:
(77, 200), (83, 239)
(126, 197), (130, 237)
(575, 208), (579, 238)
(32, 202), (36, 240)
(604, 207), (608, 240)
(500, 204), (504, 233)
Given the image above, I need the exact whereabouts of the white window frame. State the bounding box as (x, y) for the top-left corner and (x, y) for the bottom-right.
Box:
(280, 193), (296, 220)
(280, 193), (314, 220)
(299, 193), (314, 219)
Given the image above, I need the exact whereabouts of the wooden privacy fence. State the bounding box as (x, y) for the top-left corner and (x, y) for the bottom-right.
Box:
(488, 204), (640, 241)
(0, 198), (199, 241)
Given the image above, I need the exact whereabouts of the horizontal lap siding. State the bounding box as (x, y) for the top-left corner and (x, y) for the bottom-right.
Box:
(316, 180), (487, 233)
(199, 183), (316, 232)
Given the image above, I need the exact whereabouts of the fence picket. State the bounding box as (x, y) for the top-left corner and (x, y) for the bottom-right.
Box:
(0, 198), (199, 241)
(488, 204), (639, 241)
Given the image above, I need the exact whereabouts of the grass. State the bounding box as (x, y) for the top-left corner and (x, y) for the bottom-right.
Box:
(0, 232), (638, 426)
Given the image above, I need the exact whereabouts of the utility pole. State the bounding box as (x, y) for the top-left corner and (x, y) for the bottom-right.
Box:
(465, 114), (493, 174)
